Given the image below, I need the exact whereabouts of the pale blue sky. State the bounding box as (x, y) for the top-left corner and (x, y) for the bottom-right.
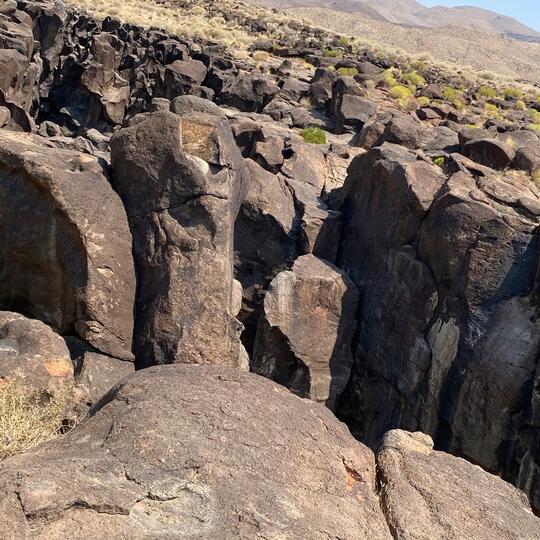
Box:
(419, 1), (540, 32)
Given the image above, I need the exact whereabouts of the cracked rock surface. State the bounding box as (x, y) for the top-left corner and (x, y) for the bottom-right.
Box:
(0, 364), (391, 539)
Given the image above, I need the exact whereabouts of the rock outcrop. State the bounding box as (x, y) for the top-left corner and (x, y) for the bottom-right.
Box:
(0, 311), (73, 395)
(110, 111), (247, 368)
(337, 142), (540, 512)
(0, 130), (135, 361)
(0, 365), (391, 539)
(253, 254), (358, 410)
(1, 366), (538, 538)
(377, 430), (540, 539)
(1, 0), (540, 522)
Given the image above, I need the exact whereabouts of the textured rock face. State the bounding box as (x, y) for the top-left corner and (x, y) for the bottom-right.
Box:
(253, 254), (359, 410)
(2, 0), (540, 521)
(110, 111), (247, 368)
(0, 312), (73, 394)
(337, 142), (540, 511)
(0, 365), (391, 539)
(463, 138), (516, 170)
(377, 430), (540, 539)
(0, 130), (135, 361)
(234, 158), (298, 350)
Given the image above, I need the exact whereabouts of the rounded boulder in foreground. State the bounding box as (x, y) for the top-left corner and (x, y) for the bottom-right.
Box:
(0, 364), (390, 539)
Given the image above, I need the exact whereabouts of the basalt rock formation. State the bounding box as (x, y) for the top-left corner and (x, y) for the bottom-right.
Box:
(110, 110), (247, 368)
(0, 130), (135, 361)
(252, 254), (358, 410)
(1, 365), (538, 539)
(1, 0), (540, 534)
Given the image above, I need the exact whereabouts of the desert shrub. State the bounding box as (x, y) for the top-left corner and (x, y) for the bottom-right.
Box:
(433, 156), (445, 168)
(503, 136), (516, 150)
(453, 99), (465, 112)
(477, 86), (497, 99)
(484, 103), (500, 117)
(323, 48), (341, 58)
(441, 86), (465, 110)
(442, 86), (461, 102)
(531, 109), (540, 123)
(504, 87), (523, 99)
(303, 62), (315, 70)
(391, 85), (413, 100)
(381, 69), (398, 87)
(0, 380), (74, 460)
(300, 127), (327, 144)
(410, 60), (428, 73)
(337, 67), (359, 77)
(402, 70), (426, 87)
(337, 36), (350, 47)
(529, 123), (540, 134)
(397, 97), (419, 111)
(417, 96), (430, 106)
(533, 169), (540, 184)
(478, 71), (495, 80)
(515, 100), (526, 110)
(252, 50), (269, 62)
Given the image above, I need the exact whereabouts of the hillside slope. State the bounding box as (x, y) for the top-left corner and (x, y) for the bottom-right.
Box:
(248, 0), (540, 38)
(287, 6), (540, 83)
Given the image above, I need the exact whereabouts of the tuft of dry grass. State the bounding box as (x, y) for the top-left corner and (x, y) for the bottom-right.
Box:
(0, 380), (75, 460)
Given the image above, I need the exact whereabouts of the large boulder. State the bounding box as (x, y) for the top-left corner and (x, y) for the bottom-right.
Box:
(48, 30), (130, 129)
(513, 144), (540, 174)
(162, 59), (208, 99)
(378, 115), (422, 150)
(80, 32), (130, 124)
(462, 138), (516, 170)
(220, 72), (279, 112)
(110, 111), (247, 368)
(0, 130), (135, 360)
(377, 430), (540, 539)
(0, 364), (391, 539)
(253, 254), (359, 410)
(337, 141), (540, 512)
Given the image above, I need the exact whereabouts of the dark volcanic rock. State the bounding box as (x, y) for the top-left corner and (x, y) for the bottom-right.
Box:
(162, 59), (208, 99)
(234, 159), (298, 338)
(331, 78), (376, 134)
(462, 138), (516, 170)
(377, 114), (422, 150)
(377, 430), (540, 539)
(0, 311), (73, 395)
(337, 141), (540, 513)
(513, 144), (540, 174)
(110, 111), (247, 368)
(0, 130), (135, 360)
(0, 364), (391, 539)
(220, 72), (279, 112)
(252, 254), (359, 411)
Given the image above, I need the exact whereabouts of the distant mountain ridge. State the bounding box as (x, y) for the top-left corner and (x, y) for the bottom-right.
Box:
(248, 0), (540, 39)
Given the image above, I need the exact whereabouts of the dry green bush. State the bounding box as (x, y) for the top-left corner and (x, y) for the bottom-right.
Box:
(252, 50), (269, 62)
(477, 85), (497, 99)
(402, 70), (426, 87)
(391, 85), (412, 100)
(0, 380), (75, 460)
(337, 66), (359, 76)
